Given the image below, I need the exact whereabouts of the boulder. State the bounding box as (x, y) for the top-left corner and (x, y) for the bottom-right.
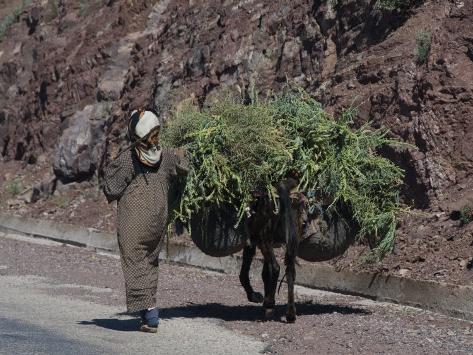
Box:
(96, 34), (138, 101)
(53, 104), (109, 182)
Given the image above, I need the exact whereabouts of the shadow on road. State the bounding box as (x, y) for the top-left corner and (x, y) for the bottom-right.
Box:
(78, 302), (370, 331)
(78, 318), (140, 332)
(160, 301), (370, 322)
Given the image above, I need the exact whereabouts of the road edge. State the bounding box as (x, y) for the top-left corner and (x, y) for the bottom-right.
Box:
(0, 213), (471, 321)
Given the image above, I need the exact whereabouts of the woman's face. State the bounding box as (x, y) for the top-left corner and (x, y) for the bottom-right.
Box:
(138, 127), (160, 150)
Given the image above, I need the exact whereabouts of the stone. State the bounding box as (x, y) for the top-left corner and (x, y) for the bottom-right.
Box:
(464, 256), (473, 270)
(146, 0), (172, 36)
(18, 187), (41, 204)
(34, 176), (57, 199)
(7, 199), (22, 207)
(97, 37), (137, 101)
(97, 67), (128, 101)
(347, 81), (356, 90)
(53, 104), (109, 182)
(398, 268), (411, 277)
(13, 43), (22, 56)
(6, 85), (19, 99)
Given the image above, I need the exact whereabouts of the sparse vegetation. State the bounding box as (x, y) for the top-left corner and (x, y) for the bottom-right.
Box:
(449, 206), (473, 226)
(50, 195), (71, 209)
(415, 30), (432, 65)
(328, 0), (340, 9)
(0, 0), (32, 42)
(79, 0), (101, 18)
(47, 0), (59, 21)
(459, 206), (473, 226)
(4, 179), (23, 196)
(376, 0), (414, 11)
(79, 0), (88, 17)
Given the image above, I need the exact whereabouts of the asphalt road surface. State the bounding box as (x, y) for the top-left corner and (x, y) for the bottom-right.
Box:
(0, 233), (472, 354)
(0, 274), (264, 355)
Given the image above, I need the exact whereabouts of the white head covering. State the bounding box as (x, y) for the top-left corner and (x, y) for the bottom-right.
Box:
(130, 110), (162, 167)
(131, 110), (161, 138)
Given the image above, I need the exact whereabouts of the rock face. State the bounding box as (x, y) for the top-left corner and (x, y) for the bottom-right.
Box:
(1, 0), (473, 284)
(97, 33), (140, 102)
(53, 104), (109, 182)
(0, 0), (472, 211)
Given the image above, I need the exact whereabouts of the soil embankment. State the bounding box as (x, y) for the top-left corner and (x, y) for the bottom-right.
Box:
(0, 0), (471, 284)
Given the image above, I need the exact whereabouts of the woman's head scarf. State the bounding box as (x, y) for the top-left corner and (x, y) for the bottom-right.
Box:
(128, 109), (162, 166)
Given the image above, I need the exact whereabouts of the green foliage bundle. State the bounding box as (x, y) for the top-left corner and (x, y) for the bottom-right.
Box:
(162, 91), (407, 256)
(162, 97), (292, 223)
(272, 93), (406, 255)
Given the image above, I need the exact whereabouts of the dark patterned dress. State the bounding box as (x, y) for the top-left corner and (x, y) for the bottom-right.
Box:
(103, 148), (188, 312)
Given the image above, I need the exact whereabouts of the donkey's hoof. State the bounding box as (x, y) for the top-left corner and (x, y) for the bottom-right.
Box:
(286, 312), (296, 323)
(248, 292), (264, 303)
(264, 308), (275, 320)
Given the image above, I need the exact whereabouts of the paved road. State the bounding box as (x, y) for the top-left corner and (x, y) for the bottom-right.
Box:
(0, 274), (264, 355)
(0, 233), (472, 354)
(0, 235), (265, 355)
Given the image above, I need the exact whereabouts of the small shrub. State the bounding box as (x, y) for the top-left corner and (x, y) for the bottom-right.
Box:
(460, 206), (473, 226)
(415, 30), (432, 65)
(414, 30), (432, 65)
(50, 195), (71, 209)
(79, 0), (101, 18)
(0, 0), (32, 42)
(79, 0), (88, 17)
(376, 0), (415, 11)
(0, 14), (17, 42)
(5, 179), (23, 196)
(328, 0), (339, 9)
(450, 206), (473, 226)
(47, 0), (59, 21)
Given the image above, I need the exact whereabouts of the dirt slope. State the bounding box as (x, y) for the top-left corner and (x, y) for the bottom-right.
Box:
(0, 0), (471, 284)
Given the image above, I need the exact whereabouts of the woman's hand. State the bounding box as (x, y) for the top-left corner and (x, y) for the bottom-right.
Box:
(175, 147), (186, 158)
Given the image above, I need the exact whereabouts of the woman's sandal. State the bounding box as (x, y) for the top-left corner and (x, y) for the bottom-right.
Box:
(139, 308), (159, 333)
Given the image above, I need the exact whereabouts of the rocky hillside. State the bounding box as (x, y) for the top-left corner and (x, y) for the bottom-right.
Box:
(0, 0), (472, 283)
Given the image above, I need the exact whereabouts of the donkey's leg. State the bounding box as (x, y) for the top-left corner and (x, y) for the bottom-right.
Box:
(285, 253), (297, 323)
(260, 243), (280, 319)
(239, 244), (264, 303)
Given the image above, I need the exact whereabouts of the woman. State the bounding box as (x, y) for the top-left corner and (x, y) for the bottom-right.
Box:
(102, 109), (188, 333)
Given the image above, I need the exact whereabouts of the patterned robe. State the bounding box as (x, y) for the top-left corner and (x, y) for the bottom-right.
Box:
(103, 148), (188, 312)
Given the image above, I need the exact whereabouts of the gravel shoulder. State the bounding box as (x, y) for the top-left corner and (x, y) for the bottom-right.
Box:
(0, 234), (472, 354)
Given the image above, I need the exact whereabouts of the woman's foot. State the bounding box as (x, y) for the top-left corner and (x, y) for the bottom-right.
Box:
(139, 308), (159, 333)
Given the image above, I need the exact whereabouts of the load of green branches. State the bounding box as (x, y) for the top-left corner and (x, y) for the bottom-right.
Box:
(162, 90), (407, 257)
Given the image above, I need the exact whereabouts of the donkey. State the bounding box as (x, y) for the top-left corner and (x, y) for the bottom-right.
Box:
(187, 178), (357, 322)
(238, 178), (357, 322)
